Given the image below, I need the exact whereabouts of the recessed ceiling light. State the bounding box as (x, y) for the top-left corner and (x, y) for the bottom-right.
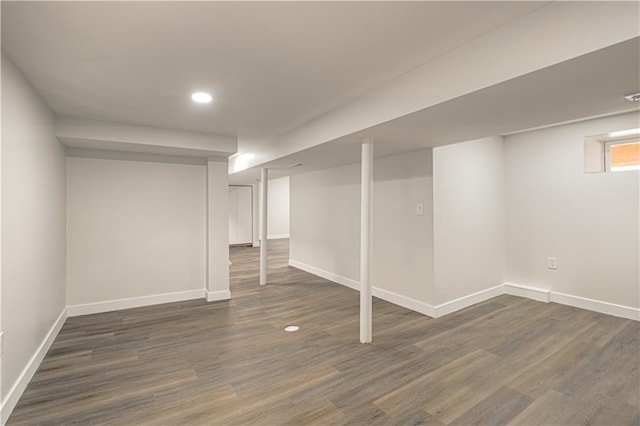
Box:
(284, 325), (299, 332)
(191, 92), (212, 104)
(609, 128), (640, 138)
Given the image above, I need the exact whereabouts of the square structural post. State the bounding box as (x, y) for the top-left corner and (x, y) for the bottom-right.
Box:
(207, 158), (230, 301)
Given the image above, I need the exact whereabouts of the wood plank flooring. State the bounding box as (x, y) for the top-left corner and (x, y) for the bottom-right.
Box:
(8, 239), (640, 425)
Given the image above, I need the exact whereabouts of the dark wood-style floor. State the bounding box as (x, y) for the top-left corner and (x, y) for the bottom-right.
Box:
(8, 239), (640, 425)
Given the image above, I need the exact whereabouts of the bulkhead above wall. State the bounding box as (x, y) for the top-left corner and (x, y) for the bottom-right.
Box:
(55, 116), (237, 159)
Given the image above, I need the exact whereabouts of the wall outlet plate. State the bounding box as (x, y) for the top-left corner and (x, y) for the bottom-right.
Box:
(548, 257), (558, 270)
(0, 331), (4, 357)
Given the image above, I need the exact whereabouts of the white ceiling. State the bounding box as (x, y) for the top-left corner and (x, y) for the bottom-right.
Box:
(2, 1), (547, 152)
(3, 1), (638, 186)
(229, 38), (640, 184)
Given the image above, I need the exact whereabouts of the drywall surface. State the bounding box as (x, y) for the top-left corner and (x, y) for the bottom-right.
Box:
(229, 185), (253, 245)
(267, 176), (290, 239)
(1, 55), (67, 401)
(56, 116), (237, 157)
(290, 149), (434, 303)
(433, 136), (506, 304)
(372, 150), (434, 302)
(505, 111), (640, 308)
(290, 162), (360, 282)
(67, 158), (206, 304)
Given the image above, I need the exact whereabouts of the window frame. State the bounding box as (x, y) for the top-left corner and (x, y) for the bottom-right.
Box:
(604, 138), (640, 172)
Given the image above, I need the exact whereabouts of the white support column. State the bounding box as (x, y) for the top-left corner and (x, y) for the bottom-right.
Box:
(206, 158), (231, 301)
(360, 140), (373, 343)
(260, 168), (269, 285)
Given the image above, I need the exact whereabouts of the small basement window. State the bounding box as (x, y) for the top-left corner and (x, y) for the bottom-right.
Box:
(605, 140), (640, 172)
(584, 128), (640, 173)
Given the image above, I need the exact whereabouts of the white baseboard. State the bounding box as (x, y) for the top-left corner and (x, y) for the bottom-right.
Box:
(434, 285), (504, 317)
(550, 291), (639, 321)
(290, 259), (437, 316)
(1, 309), (67, 423)
(253, 235), (289, 247)
(289, 259), (360, 291)
(67, 289), (206, 317)
(288, 259), (640, 322)
(503, 282), (639, 321)
(372, 287), (436, 317)
(504, 282), (551, 303)
(290, 258), (501, 318)
(206, 290), (232, 302)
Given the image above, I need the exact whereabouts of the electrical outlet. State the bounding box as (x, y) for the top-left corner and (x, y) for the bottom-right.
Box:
(416, 203), (424, 216)
(548, 257), (558, 270)
(0, 331), (4, 358)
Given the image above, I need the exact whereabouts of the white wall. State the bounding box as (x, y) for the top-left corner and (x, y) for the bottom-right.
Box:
(67, 157), (206, 305)
(290, 149), (434, 303)
(229, 186), (253, 245)
(373, 150), (435, 303)
(267, 176), (290, 239)
(251, 176), (290, 244)
(291, 163), (360, 282)
(1, 55), (67, 407)
(432, 136), (506, 304)
(505, 111), (640, 308)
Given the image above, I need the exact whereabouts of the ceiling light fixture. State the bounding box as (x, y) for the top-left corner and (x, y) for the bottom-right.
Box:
(191, 91), (213, 104)
(232, 153), (255, 173)
(609, 128), (640, 138)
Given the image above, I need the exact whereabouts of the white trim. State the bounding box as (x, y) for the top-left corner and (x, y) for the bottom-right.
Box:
(289, 259), (360, 290)
(288, 261), (640, 322)
(434, 285), (504, 317)
(1, 309), (67, 423)
(290, 259), (499, 318)
(550, 291), (639, 321)
(289, 259), (436, 317)
(206, 290), (232, 302)
(268, 234), (290, 240)
(504, 282), (551, 303)
(372, 287), (435, 317)
(605, 138), (640, 172)
(503, 282), (639, 321)
(67, 290), (205, 317)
